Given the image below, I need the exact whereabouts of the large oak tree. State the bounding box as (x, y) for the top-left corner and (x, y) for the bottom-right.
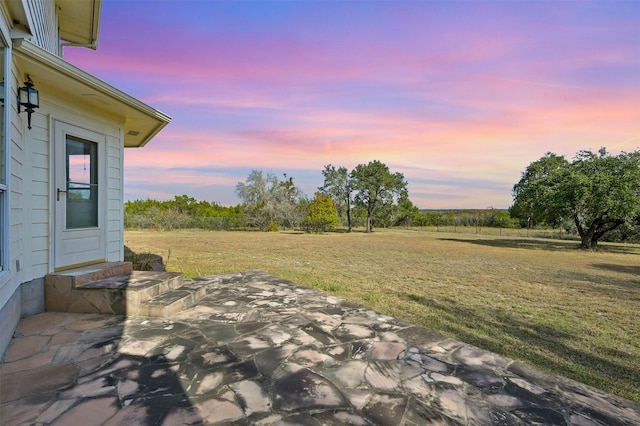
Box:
(510, 148), (640, 249)
(350, 160), (408, 233)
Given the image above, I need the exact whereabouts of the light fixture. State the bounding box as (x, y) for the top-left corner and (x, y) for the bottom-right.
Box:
(18, 75), (39, 130)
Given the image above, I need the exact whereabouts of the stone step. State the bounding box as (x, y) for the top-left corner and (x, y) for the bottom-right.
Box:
(76, 271), (185, 317)
(76, 270), (184, 295)
(45, 263), (185, 316)
(137, 279), (209, 318)
(50, 261), (133, 287)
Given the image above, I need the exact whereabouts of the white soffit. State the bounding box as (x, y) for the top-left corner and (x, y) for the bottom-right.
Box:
(57, 0), (102, 48)
(13, 38), (170, 147)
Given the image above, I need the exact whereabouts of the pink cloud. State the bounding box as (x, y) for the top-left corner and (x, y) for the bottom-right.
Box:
(68, 1), (640, 209)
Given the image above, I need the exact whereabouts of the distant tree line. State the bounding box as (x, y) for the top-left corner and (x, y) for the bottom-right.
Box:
(126, 160), (517, 234)
(414, 209), (519, 230)
(123, 193), (520, 234)
(124, 195), (244, 230)
(125, 152), (640, 244)
(125, 160), (414, 232)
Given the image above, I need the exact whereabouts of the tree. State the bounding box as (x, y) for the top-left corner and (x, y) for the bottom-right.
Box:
(303, 193), (339, 233)
(236, 170), (273, 230)
(171, 194), (198, 215)
(350, 160), (408, 233)
(318, 165), (354, 231)
(273, 173), (307, 229)
(510, 148), (640, 249)
(236, 170), (306, 230)
(394, 197), (420, 227)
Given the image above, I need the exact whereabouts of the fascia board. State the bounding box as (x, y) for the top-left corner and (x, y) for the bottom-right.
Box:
(2, 1), (35, 39)
(58, 0), (102, 48)
(91, 0), (102, 47)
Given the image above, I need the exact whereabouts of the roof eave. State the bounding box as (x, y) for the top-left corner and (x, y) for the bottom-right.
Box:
(58, 0), (102, 49)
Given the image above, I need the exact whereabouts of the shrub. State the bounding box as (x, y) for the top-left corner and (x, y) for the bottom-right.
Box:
(124, 245), (166, 271)
(303, 193), (339, 233)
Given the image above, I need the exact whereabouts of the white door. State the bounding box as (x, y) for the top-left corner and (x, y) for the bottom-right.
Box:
(54, 121), (106, 270)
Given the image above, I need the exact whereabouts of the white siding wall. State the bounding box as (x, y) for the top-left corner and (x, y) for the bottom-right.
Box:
(0, 1), (129, 359)
(0, 7), (21, 358)
(25, 109), (49, 279)
(27, 100), (125, 277)
(1, 63), (127, 360)
(10, 63), (24, 279)
(25, 0), (59, 55)
(0, 81), (127, 297)
(0, 63), (26, 312)
(106, 138), (124, 261)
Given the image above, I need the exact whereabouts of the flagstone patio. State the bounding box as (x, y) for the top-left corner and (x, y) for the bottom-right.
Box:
(1, 270), (639, 425)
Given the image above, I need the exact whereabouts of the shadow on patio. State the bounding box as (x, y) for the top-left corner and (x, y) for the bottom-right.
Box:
(2, 271), (640, 425)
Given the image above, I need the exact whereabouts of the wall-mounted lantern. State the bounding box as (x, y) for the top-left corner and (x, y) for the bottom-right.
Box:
(18, 75), (39, 130)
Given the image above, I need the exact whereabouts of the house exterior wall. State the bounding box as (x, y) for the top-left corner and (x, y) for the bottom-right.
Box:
(25, 0), (59, 55)
(0, 63), (127, 359)
(0, 55), (28, 359)
(107, 136), (124, 261)
(0, 4), (127, 359)
(0, 0), (168, 361)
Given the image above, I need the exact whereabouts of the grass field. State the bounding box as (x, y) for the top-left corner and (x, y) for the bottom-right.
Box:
(124, 228), (640, 402)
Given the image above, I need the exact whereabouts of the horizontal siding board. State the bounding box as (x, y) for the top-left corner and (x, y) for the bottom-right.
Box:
(29, 181), (48, 195)
(106, 135), (122, 256)
(32, 153), (48, 169)
(10, 225), (22, 250)
(25, 115), (48, 139)
(29, 223), (48, 237)
(108, 188), (121, 201)
(29, 264), (48, 278)
(10, 175), (22, 192)
(32, 194), (48, 210)
(31, 209), (49, 224)
(9, 190), (22, 208)
(108, 241), (121, 252)
(31, 237), (49, 249)
(108, 174), (121, 188)
(30, 250), (49, 266)
(108, 185), (120, 197)
(30, 137), (48, 154)
(30, 166), (48, 182)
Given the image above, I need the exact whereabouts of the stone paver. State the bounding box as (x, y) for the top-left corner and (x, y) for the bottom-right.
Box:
(1, 270), (639, 425)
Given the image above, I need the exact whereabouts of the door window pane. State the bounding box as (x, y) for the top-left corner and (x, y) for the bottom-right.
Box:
(66, 136), (98, 228)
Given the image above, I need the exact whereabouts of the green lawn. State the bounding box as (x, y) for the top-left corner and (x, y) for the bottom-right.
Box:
(125, 228), (640, 402)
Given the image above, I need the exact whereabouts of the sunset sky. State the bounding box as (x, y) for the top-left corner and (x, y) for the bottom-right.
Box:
(64, 0), (640, 209)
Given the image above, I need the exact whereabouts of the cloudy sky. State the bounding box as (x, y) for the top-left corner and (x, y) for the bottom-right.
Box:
(64, 0), (640, 209)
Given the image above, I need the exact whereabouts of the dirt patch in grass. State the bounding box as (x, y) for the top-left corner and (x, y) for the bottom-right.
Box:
(125, 228), (640, 402)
